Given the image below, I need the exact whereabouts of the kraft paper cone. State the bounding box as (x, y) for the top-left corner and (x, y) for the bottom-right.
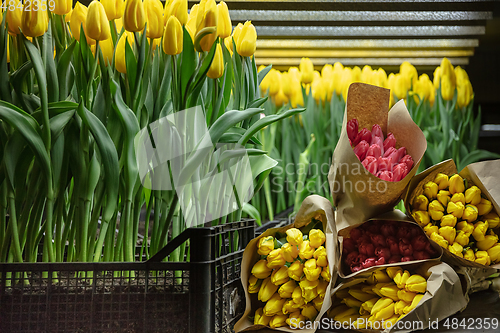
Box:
(329, 83), (427, 232)
(336, 210), (443, 279)
(328, 262), (467, 333)
(234, 195), (337, 332)
(404, 159), (500, 271)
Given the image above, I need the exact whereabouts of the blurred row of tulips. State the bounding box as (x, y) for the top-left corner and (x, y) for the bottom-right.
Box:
(0, 0), (305, 271)
(251, 58), (498, 221)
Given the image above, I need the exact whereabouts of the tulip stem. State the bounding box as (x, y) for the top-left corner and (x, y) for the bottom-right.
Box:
(86, 41), (100, 109)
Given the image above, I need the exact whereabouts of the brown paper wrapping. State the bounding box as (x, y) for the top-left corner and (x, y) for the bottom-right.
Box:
(234, 195), (337, 332)
(404, 159), (500, 271)
(329, 262), (468, 333)
(328, 83), (427, 232)
(336, 210), (443, 279)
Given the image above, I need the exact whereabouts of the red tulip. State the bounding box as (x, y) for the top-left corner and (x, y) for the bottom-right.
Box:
(394, 147), (407, 164)
(414, 251), (431, 260)
(412, 235), (428, 251)
(371, 136), (384, 154)
(400, 154), (414, 171)
(375, 257), (386, 266)
(362, 156), (378, 175)
(366, 144), (382, 159)
(378, 171), (393, 182)
(383, 133), (396, 151)
(386, 236), (400, 255)
(351, 264), (363, 273)
(356, 234), (371, 245)
(381, 224), (396, 237)
(375, 247), (391, 261)
(347, 119), (359, 142)
(345, 251), (360, 266)
(425, 242), (435, 255)
(401, 256), (414, 262)
(397, 226), (412, 240)
(372, 124), (384, 139)
(359, 242), (375, 257)
(354, 140), (370, 161)
(362, 257), (377, 269)
(389, 255), (402, 264)
(399, 238), (413, 257)
(353, 128), (372, 146)
(370, 234), (387, 248)
(364, 221), (381, 234)
(343, 238), (356, 253)
(410, 225), (422, 238)
(350, 228), (363, 242)
(378, 157), (392, 172)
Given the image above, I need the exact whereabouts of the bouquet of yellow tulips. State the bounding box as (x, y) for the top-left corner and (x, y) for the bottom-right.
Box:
(406, 159), (500, 269)
(235, 195), (336, 331)
(328, 262), (467, 332)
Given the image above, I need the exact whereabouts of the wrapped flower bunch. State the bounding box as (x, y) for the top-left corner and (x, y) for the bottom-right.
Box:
(328, 266), (428, 330)
(411, 173), (500, 265)
(348, 119), (414, 182)
(249, 222), (331, 328)
(342, 220), (438, 274)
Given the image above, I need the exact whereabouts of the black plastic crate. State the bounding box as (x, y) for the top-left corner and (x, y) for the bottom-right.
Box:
(0, 220), (254, 333)
(255, 217), (293, 236)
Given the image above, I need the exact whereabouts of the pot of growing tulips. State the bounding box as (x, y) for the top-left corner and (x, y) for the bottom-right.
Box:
(0, 0), (305, 332)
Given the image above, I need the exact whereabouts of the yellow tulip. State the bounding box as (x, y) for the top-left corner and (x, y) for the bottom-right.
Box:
(487, 244), (500, 262)
(264, 69), (280, 96)
(143, 0), (164, 39)
(386, 267), (403, 280)
(100, 0), (124, 20)
(70, 3), (94, 43)
(185, 3), (198, 39)
(371, 297), (394, 320)
(286, 311), (306, 327)
(223, 36), (233, 56)
(413, 211), (430, 226)
(313, 246), (328, 267)
(281, 243), (298, 262)
(440, 57), (456, 87)
(207, 43), (224, 79)
(309, 229), (326, 248)
(360, 298), (379, 315)
(464, 248), (475, 261)
(313, 295), (324, 312)
(278, 280), (296, 298)
(271, 266), (289, 286)
(380, 284), (400, 302)
(257, 236), (274, 256)
(437, 190), (451, 207)
(456, 221), (474, 236)
(462, 204), (479, 223)
(99, 37), (114, 65)
(288, 260), (303, 281)
(441, 74), (455, 100)
(457, 79), (473, 108)
(301, 303), (318, 321)
(373, 270), (392, 284)
(465, 186), (482, 205)
(424, 224), (439, 237)
(439, 226), (456, 244)
(248, 274), (262, 294)
(254, 307), (272, 326)
(263, 293), (286, 316)
(321, 265), (331, 282)
(267, 248), (286, 269)
(21, 3), (49, 38)
(216, 1), (231, 39)
(6, 0), (23, 35)
(282, 299), (299, 315)
(475, 251), (491, 266)
(441, 214), (457, 227)
(53, 0), (72, 15)
(451, 192), (466, 205)
(317, 280), (328, 299)
(449, 242), (464, 257)
(286, 229), (304, 247)
(123, 0), (146, 32)
(236, 20), (256, 57)
(447, 201), (465, 219)
(231, 21), (243, 47)
(449, 174), (465, 194)
(393, 270), (410, 289)
(333, 306), (358, 321)
(395, 300), (410, 315)
(413, 195), (429, 211)
(298, 240), (315, 260)
(342, 295), (362, 308)
(115, 31), (134, 73)
(397, 289), (417, 303)
(166, 0), (188, 25)
(269, 314), (288, 328)
(433, 66), (441, 90)
(477, 198), (493, 216)
(403, 294), (424, 314)
(455, 231), (469, 246)
(423, 181), (438, 200)
(299, 57), (314, 84)
(292, 286), (305, 306)
(303, 258), (321, 282)
(472, 221), (489, 242)
(429, 200), (444, 221)
(477, 234), (498, 251)
(163, 15), (183, 55)
(251, 259), (272, 279)
(300, 279), (319, 303)
(400, 61), (418, 89)
(86, 1), (111, 41)
(484, 212), (500, 228)
(372, 282), (390, 297)
(258, 277), (278, 302)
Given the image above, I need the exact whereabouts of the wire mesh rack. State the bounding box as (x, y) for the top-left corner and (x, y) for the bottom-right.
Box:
(0, 220), (255, 333)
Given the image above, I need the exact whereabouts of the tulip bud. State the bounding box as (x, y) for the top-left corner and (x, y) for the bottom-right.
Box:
(371, 297), (395, 320)
(439, 215), (456, 228)
(475, 251), (491, 266)
(404, 294), (424, 314)
(321, 265), (331, 282)
(487, 244), (500, 262)
(263, 293), (287, 316)
(300, 279), (319, 303)
(456, 221), (474, 236)
(412, 211), (430, 226)
(298, 240), (315, 260)
(360, 297), (379, 315)
(257, 236), (274, 256)
(394, 270), (411, 289)
(464, 248), (475, 261)
(380, 284), (400, 301)
(313, 246), (328, 267)
(286, 228), (303, 246)
(439, 226), (456, 244)
(349, 289), (374, 303)
(286, 311), (307, 327)
(166, 0), (188, 25)
(448, 242), (464, 258)
(451, 192), (466, 205)
(472, 221), (488, 242)
(462, 204), (479, 223)
(6, 0), (23, 35)
(412, 195), (429, 211)
(86, 1), (111, 41)
(437, 190), (451, 207)
(477, 234), (499, 251)
(288, 260), (303, 281)
(278, 280), (296, 298)
(313, 295), (324, 312)
(251, 259), (272, 279)
(143, 0), (164, 39)
(248, 274), (262, 293)
(429, 200), (445, 221)
(281, 243), (298, 262)
(258, 277), (278, 302)
(254, 307), (272, 326)
(282, 299), (300, 315)
(53, 0), (72, 15)
(477, 198), (493, 216)
(115, 31), (134, 73)
(373, 270), (392, 283)
(101, 0), (125, 21)
(163, 15), (183, 55)
(292, 285), (305, 306)
(447, 201), (465, 219)
(455, 231), (470, 246)
(22, 2), (49, 38)
(309, 229), (326, 248)
(449, 174), (465, 194)
(441, 74), (455, 101)
(207, 43), (225, 79)
(395, 300), (410, 315)
(271, 266), (289, 286)
(300, 57), (314, 84)
(484, 212), (500, 228)
(434, 173), (449, 190)
(397, 289), (417, 303)
(386, 267), (402, 280)
(269, 314), (288, 328)
(424, 224), (439, 237)
(423, 181), (438, 200)
(342, 295), (363, 308)
(216, 1), (231, 39)
(465, 186), (482, 205)
(236, 20), (256, 57)
(301, 303), (319, 321)
(267, 248), (286, 269)
(123, 0), (146, 32)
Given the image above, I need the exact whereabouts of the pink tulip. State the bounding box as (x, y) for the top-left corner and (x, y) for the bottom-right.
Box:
(362, 257), (377, 269)
(372, 124), (384, 139)
(354, 140), (370, 161)
(375, 257), (386, 266)
(362, 156), (378, 175)
(371, 136), (384, 154)
(378, 171), (393, 182)
(400, 154), (414, 171)
(366, 144), (382, 159)
(347, 119), (359, 142)
(393, 163), (408, 182)
(394, 147), (407, 164)
(353, 128), (371, 146)
(383, 133), (396, 151)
